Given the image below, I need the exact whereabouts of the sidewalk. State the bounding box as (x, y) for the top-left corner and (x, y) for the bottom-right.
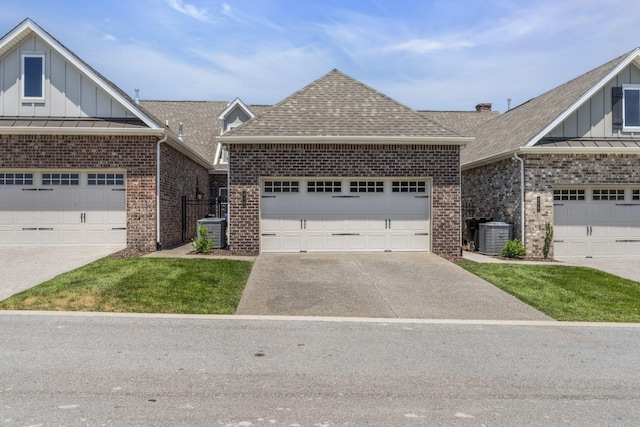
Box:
(462, 250), (557, 265)
(143, 244), (256, 261)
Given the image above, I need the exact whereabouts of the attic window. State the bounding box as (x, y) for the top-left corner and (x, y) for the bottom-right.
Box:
(622, 85), (640, 131)
(22, 53), (45, 101)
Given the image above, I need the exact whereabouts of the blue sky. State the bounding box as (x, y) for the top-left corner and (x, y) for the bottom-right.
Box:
(2, 0), (640, 112)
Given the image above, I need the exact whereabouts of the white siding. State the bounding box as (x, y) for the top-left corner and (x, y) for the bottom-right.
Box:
(0, 33), (133, 119)
(547, 63), (640, 138)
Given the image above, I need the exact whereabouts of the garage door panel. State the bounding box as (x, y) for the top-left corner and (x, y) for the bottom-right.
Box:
(260, 178), (430, 253)
(0, 171), (126, 246)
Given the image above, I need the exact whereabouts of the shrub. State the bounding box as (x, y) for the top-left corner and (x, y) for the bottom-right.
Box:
(192, 224), (213, 254)
(543, 222), (553, 259)
(500, 238), (526, 259)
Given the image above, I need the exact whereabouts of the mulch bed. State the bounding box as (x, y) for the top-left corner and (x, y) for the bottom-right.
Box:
(187, 248), (256, 257)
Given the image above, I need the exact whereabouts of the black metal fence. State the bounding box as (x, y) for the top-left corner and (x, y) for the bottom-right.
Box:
(181, 196), (227, 242)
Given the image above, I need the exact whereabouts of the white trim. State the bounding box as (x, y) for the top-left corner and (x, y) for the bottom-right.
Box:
(0, 19), (159, 128)
(21, 51), (45, 102)
(0, 127), (165, 136)
(217, 97), (255, 121)
(524, 48), (640, 148)
(219, 135), (472, 145)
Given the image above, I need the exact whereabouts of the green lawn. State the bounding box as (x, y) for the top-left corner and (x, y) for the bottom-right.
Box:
(0, 258), (253, 314)
(459, 263), (640, 322)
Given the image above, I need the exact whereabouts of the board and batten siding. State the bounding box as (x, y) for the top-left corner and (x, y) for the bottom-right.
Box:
(547, 63), (640, 139)
(0, 34), (133, 118)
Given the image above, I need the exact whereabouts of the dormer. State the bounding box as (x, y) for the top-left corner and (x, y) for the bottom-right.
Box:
(217, 97), (255, 134)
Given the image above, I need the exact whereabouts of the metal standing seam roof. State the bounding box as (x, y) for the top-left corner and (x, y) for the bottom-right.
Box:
(461, 49), (638, 167)
(221, 69), (463, 139)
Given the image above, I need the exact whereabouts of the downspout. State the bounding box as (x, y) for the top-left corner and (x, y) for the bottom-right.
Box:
(513, 152), (525, 246)
(156, 133), (168, 250)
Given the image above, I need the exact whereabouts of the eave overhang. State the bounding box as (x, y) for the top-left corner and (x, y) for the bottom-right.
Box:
(218, 135), (473, 145)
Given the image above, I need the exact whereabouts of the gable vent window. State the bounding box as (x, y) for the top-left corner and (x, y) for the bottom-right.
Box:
(0, 173), (33, 186)
(42, 173), (79, 186)
(22, 53), (45, 101)
(264, 181), (299, 193)
(593, 189), (625, 201)
(88, 173), (125, 186)
(553, 189), (585, 201)
(350, 181), (384, 193)
(392, 181), (426, 193)
(633, 190), (639, 201)
(308, 181), (341, 193)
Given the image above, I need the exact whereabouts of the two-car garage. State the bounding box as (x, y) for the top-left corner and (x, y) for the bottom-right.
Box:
(260, 178), (431, 253)
(0, 170), (126, 246)
(553, 187), (640, 258)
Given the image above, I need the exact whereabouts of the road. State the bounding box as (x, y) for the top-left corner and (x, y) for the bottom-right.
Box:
(1, 312), (639, 426)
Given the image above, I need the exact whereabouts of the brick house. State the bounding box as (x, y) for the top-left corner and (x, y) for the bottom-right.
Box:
(0, 19), (212, 251)
(459, 49), (640, 259)
(217, 70), (471, 255)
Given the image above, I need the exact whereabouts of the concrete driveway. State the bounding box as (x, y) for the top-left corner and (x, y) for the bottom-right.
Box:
(236, 253), (551, 320)
(559, 258), (640, 283)
(0, 246), (124, 301)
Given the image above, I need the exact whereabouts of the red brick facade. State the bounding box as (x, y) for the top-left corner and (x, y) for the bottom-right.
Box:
(228, 143), (461, 255)
(0, 133), (208, 251)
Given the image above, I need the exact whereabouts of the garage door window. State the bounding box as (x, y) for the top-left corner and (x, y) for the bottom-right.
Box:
(308, 181), (341, 193)
(392, 181), (426, 193)
(88, 173), (125, 186)
(264, 181), (299, 193)
(593, 189), (625, 201)
(42, 173), (79, 186)
(350, 181), (384, 193)
(0, 173), (33, 185)
(554, 189), (585, 201)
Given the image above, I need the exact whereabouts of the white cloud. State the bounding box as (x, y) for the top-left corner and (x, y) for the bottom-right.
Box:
(102, 34), (117, 42)
(166, 0), (213, 23)
(387, 39), (475, 54)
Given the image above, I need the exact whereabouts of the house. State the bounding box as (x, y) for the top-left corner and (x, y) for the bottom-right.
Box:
(461, 49), (640, 259)
(0, 18), (213, 251)
(217, 69), (471, 255)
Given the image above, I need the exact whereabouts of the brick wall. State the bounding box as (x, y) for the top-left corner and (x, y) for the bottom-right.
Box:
(159, 144), (211, 248)
(228, 143), (461, 255)
(0, 133), (158, 251)
(462, 153), (640, 258)
(209, 172), (228, 199)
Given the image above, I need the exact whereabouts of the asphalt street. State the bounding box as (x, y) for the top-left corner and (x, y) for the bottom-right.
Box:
(1, 312), (639, 426)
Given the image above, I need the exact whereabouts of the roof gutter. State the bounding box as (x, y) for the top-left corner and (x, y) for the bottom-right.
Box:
(0, 127), (166, 136)
(218, 135), (473, 145)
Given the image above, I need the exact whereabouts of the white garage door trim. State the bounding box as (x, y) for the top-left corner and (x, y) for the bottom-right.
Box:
(260, 177), (431, 253)
(553, 187), (640, 258)
(0, 169), (127, 246)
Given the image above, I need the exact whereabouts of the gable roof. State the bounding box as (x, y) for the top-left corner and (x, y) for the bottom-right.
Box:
(0, 18), (160, 129)
(217, 98), (255, 120)
(462, 48), (640, 167)
(220, 69), (470, 144)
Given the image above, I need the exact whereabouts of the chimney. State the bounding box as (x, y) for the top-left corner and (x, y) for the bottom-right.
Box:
(475, 103), (492, 112)
(178, 123), (184, 141)
(134, 88), (140, 105)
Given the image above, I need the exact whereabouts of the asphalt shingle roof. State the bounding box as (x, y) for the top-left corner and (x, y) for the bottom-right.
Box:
(141, 101), (229, 167)
(461, 49), (636, 166)
(223, 69), (461, 138)
(418, 110), (499, 135)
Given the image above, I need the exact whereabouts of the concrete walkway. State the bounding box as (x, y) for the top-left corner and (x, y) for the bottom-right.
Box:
(0, 246), (124, 301)
(236, 253), (552, 320)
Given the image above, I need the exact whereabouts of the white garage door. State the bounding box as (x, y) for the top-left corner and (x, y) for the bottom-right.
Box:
(260, 178), (430, 253)
(554, 188), (640, 258)
(0, 171), (126, 246)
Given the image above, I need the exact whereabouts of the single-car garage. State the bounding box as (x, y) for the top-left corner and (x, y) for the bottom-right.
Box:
(260, 178), (431, 253)
(0, 170), (126, 246)
(554, 187), (640, 258)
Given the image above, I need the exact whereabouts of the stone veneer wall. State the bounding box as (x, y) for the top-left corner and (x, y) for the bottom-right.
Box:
(461, 157), (522, 245)
(159, 144), (211, 249)
(0, 134), (158, 251)
(463, 153), (640, 258)
(228, 143), (461, 255)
